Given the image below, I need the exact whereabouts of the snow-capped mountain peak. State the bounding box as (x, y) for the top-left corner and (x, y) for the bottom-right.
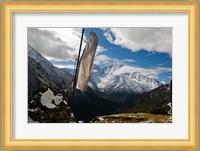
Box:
(103, 62), (124, 75)
(90, 63), (161, 102)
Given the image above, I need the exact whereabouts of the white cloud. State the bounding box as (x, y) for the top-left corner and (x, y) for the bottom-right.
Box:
(102, 28), (172, 55)
(94, 54), (113, 65)
(96, 45), (107, 55)
(94, 54), (135, 67)
(28, 28), (83, 61)
(54, 64), (74, 69)
(131, 66), (172, 79)
(103, 31), (114, 43)
(123, 59), (135, 63)
(28, 28), (106, 62)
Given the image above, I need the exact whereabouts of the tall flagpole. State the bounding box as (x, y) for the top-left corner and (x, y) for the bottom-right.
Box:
(70, 28), (85, 100)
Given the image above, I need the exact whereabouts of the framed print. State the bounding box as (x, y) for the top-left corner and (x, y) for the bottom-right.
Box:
(2, 2), (198, 150)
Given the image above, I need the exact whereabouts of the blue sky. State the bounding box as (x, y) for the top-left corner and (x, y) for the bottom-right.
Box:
(28, 27), (172, 83)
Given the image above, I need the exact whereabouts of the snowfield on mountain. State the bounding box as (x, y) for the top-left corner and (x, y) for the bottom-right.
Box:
(89, 63), (161, 102)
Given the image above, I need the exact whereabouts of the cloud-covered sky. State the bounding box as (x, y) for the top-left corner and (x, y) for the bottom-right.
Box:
(102, 28), (172, 55)
(27, 27), (172, 83)
(28, 28), (107, 61)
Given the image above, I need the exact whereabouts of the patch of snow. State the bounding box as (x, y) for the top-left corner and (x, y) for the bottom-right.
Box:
(41, 88), (56, 109)
(145, 119), (154, 123)
(167, 102), (172, 114)
(165, 116), (172, 123)
(28, 116), (39, 123)
(78, 121), (84, 123)
(41, 88), (63, 109)
(46, 103), (56, 109)
(161, 81), (166, 85)
(28, 108), (38, 112)
(165, 85), (170, 91)
(70, 113), (75, 118)
(98, 117), (104, 121)
(54, 93), (63, 105)
(167, 102), (172, 107)
(63, 100), (68, 105)
(88, 81), (94, 88)
(29, 99), (34, 104)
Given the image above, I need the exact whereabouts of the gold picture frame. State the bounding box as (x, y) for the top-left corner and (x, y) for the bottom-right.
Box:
(2, 2), (198, 150)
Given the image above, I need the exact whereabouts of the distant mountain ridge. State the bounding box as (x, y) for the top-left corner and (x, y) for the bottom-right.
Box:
(28, 44), (72, 96)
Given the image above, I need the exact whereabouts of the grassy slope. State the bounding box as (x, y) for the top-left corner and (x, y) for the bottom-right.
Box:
(92, 113), (172, 123)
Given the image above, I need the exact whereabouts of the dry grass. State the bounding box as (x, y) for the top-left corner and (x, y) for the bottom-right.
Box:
(93, 113), (172, 123)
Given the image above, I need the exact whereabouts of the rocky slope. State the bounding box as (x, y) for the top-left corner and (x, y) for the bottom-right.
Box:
(28, 45), (72, 96)
(28, 87), (76, 123)
(123, 82), (172, 115)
